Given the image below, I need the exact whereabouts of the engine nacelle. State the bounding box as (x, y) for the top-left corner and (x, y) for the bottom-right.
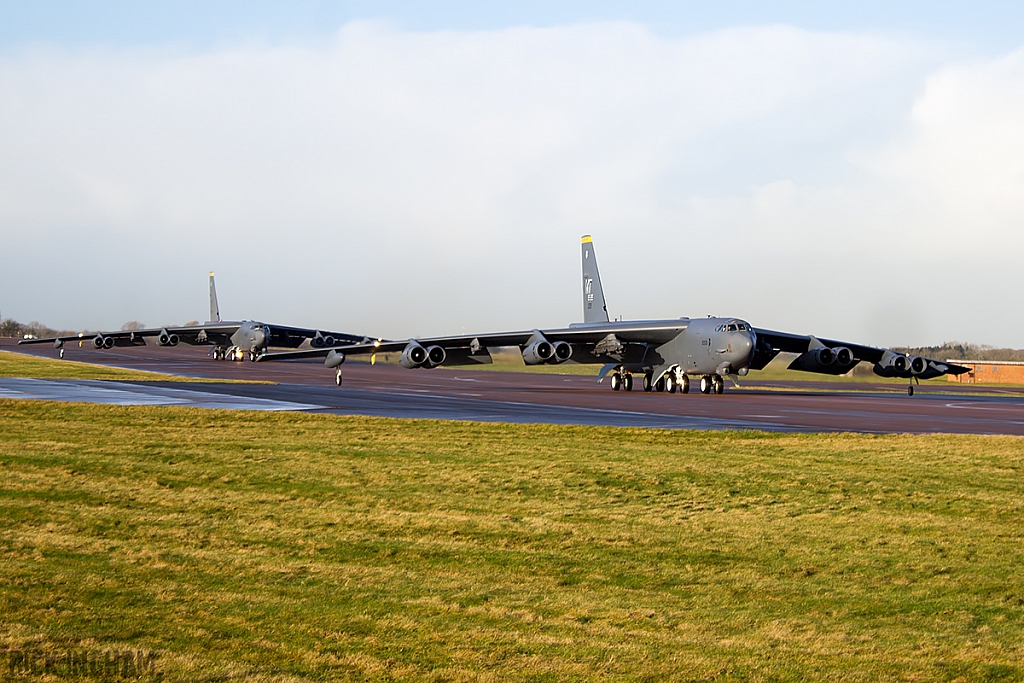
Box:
(425, 345), (446, 367)
(788, 345), (857, 375)
(157, 329), (179, 347)
(311, 332), (336, 348)
(873, 351), (911, 378)
(551, 341), (573, 363)
(399, 342), (429, 369)
(92, 335), (106, 349)
(833, 346), (854, 367)
(909, 355), (928, 375)
(522, 340), (554, 365)
(324, 350), (346, 369)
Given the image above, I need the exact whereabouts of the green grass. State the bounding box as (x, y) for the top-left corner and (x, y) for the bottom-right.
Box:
(0, 349), (269, 384)
(1, 400), (1023, 681)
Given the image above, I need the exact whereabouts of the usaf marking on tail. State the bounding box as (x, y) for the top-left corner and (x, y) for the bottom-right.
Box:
(259, 236), (968, 395)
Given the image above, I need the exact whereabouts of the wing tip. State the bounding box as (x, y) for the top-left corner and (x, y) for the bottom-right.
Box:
(581, 235), (593, 244)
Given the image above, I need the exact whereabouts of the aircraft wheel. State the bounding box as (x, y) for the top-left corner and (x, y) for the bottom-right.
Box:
(700, 376), (712, 394)
(908, 385), (914, 396)
(336, 368), (343, 386)
(623, 373), (633, 391)
(610, 373), (622, 391)
(714, 375), (725, 394)
(679, 374), (690, 394)
(655, 376), (665, 392)
(665, 375), (676, 393)
(643, 372), (653, 392)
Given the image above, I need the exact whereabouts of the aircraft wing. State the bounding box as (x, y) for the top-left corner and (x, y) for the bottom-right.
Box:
(258, 321), (689, 364)
(753, 327), (970, 379)
(261, 325), (374, 349)
(17, 323), (243, 348)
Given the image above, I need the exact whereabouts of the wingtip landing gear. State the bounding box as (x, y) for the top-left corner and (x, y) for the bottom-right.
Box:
(336, 368), (343, 386)
(908, 376), (919, 396)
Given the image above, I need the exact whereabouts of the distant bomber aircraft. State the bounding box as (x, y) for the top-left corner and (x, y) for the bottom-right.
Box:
(259, 237), (968, 395)
(20, 273), (374, 361)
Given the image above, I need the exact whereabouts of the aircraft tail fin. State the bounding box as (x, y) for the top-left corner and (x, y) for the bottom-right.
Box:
(209, 272), (221, 323)
(581, 235), (609, 323)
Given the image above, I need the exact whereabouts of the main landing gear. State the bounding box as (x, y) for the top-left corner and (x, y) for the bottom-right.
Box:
(699, 374), (725, 394)
(212, 346), (258, 362)
(609, 368), (725, 395)
(610, 369), (634, 391)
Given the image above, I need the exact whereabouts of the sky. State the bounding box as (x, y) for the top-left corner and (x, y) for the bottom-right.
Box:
(2, 2), (1023, 347)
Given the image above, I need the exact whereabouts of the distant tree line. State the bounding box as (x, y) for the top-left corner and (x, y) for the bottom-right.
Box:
(0, 319), (148, 339)
(0, 318), (194, 340)
(894, 342), (1024, 363)
(0, 318), (79, 339)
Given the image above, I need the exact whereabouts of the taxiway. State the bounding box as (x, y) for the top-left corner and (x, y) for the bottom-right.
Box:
(4, 341), (1024, 435)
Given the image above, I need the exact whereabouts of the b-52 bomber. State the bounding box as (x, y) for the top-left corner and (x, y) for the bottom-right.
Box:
(259, 236), (969, 395)
(20, 273), (374, 361)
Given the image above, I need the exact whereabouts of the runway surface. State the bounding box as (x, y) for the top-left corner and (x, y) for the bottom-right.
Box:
(5, 341), (1024, 435)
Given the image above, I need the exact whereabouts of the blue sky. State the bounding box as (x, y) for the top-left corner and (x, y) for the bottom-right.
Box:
(4, 1), (1024, 51)
(2, 2), (1023, 347)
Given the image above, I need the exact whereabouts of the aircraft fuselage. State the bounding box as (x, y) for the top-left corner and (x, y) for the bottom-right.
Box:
(647, 317), (755, 377)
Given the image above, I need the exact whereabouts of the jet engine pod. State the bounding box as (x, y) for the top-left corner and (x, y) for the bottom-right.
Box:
(892, 355), (910, 374)
(425, 345), (447, 367)
(311, 334), (325, 348)
(788, 346), (836, 373)
(873, 351), (912, 378)
(909, 355), (928, 375)
(324, 350), (346, 369)
(522, 340), (554, 365)
(92, 335), (106, 349)
(833, 346), (854, 367)
(399, 342), (429, 369)
(551, 341), (573, 363)
(323, 335), (335, 347)
(157, 329), (180, 347)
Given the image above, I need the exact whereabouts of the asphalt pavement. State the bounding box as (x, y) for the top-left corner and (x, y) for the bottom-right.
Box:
(4, 340), (1024, 435)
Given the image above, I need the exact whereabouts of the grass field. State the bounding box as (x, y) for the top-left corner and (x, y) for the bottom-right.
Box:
(1, 400), (1023, 681)
(0, 349), (268, 384)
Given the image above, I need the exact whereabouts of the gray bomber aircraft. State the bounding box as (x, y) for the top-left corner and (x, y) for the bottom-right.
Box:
(258, 236), (968, 395)
(19, 273), (374, 361)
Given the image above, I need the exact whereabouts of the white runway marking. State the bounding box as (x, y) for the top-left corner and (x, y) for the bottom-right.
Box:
(0, 378), (320, 412)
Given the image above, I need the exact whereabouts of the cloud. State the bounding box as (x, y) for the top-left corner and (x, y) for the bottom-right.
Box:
(0, 22), (1018, 346)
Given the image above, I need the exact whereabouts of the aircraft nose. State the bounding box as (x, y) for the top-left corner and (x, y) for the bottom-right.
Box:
(253, 329), (266, 347)
(742, 330), (755, 357)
